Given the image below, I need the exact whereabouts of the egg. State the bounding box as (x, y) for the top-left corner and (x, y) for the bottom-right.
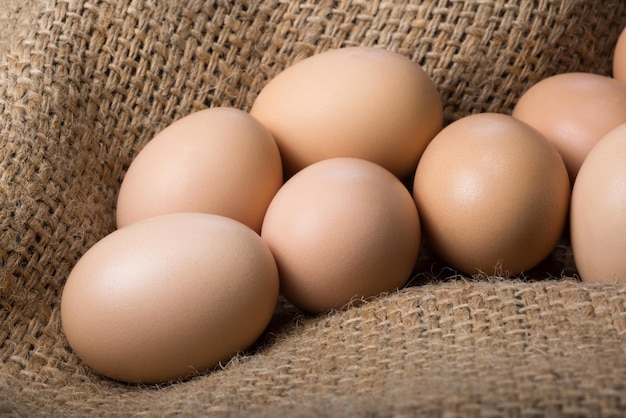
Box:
(512, 72), (626, 182)
(613, 27), (626, 83)
(412, 113), (570, 276)
(61, 213), (279, 384)
(116, 107), (283, 233)
(250, 46), (443, 179)
(570, 123), (626, 283)
(261, 158), (420, 314)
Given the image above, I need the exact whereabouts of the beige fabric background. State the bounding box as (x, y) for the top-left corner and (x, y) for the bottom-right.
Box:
(0, 0), (625, 416)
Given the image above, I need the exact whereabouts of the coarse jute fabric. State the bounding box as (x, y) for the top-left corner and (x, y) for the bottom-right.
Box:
(0, 0), (625, 416)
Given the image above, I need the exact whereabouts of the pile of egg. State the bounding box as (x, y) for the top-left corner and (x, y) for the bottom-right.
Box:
(61, 29), (626, 384)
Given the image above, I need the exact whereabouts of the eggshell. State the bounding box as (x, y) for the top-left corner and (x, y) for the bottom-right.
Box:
(116, 107), (283, 233)
(570, 123), (626, 283)
(412, 113), (570, 276)
(261, 158), (420, 314)
(61, 213), (279, 384)
(250, 47), (443, 179)
(613, 27), (626, 83)
(512, 72), (626, 182)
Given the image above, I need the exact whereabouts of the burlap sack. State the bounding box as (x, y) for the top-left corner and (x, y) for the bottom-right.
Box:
(1, 0), (625, 416)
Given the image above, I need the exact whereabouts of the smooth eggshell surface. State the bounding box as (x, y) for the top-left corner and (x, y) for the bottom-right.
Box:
(614, 27), (626, 83)
(61, 213), (279, 384)
(512, 72), (626, 183)
(261, 158), (421, 314)
(250, 47), (443, 179)
(413, 113), (570, 276)
(116, 107), (283, 233)
(571, 123), (626, 283)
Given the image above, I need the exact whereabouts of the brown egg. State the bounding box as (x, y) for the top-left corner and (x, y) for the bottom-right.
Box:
(571, 123), (626, 283)
(250, 47), (443, 179)
(116, 107), (283, 233)
(61, 213), (279, 384)
(614, 27), (626, 83)
(413, 113), (570, 276)
(261, 158), (420, 314)
(512, 72), (626, 182)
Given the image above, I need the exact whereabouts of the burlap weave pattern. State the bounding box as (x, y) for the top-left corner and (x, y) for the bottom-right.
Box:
(1, 0), (625, 416)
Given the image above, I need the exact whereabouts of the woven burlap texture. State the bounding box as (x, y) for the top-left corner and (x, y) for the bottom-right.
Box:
(0, 0), (625, 416)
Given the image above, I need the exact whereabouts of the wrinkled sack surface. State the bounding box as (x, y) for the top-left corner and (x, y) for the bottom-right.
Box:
(1, 0), (625, 416)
